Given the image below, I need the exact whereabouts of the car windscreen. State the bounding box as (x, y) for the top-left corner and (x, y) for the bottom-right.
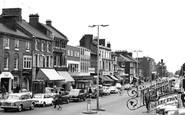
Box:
(8, 95), (20, 100)
(34, 95), (43, 99)
(69, 90), (79, 95)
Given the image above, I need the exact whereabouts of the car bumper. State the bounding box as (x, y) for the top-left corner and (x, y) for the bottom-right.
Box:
(1, 105), (18, 109)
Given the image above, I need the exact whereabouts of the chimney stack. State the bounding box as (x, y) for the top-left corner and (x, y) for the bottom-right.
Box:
(2, 8), (22, 21)
(29, 14), (39, 27)
(46, 20), (52, 26)
(107, 41), (111, 48)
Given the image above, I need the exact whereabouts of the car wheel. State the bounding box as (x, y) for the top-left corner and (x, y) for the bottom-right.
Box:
(42, 102), (46, 107)
(50, 102), (53, 106)
(18, 105), (23, 112)
(30, 103), (34, 110)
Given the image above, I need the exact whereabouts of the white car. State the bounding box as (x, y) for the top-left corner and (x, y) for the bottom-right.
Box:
(102, 86), (111, 95)
(109, 86), (118, 94)
(123, 84), (133, 90)
(32, 93), (54, 107)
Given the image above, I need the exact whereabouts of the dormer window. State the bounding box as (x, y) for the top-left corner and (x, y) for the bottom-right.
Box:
(15, 39), (19, 49)
(4, 38), (10, 49)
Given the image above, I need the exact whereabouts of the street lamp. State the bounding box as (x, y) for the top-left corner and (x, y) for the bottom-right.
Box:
(88, 24), (108, 111)
(133, 50), (142, 84)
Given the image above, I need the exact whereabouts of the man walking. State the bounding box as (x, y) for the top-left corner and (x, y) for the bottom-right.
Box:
(144, 91), (151, 113)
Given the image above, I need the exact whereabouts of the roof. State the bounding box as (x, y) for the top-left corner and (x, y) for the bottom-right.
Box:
(0, 23), (30, 38)
(17, 20), (51, 40)
(127, 55), (140, 63)
(117, 55), (133, 62)
(40, 23), (67, 40)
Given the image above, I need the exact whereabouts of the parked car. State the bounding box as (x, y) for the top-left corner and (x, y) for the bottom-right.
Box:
(109, 86), (119, 94)
(68, 89), (87, 102)
(102, 86), (111, 95)
(123, 84), (133, 90)
(90, 85), (104, 98)
(31, 93), (53, 107)
(1, 93), (35, 112)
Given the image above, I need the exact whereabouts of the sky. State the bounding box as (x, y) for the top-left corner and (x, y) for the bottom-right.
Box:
(0, 0), (185, 74)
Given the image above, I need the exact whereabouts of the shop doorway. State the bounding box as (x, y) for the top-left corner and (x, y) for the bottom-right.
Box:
(1, 78), (9, 92)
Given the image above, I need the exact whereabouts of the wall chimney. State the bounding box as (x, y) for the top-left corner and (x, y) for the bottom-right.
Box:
(46, 20), (52, 26)
(29, 14), (39, 27)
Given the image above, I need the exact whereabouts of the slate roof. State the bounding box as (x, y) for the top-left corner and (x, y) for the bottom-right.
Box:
(0, 23), (30, 38)
(17, 20), (51, 40)
(117, 54), (133, 62)
(127, 55), (140, 63)
(40, 23), (67, 40)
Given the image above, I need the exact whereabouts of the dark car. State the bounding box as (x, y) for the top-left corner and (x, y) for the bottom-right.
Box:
(67, 89), (87, 102)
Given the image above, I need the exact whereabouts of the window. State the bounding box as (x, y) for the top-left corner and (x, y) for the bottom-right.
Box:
(54, 55), (57, 66)
(4, 52), (9, 70)
(41, 41), (44, 51)
(71, 51), (73, 56)
(23, 55), (32, 69)
(35, 40), (39, 50)
(4, 38), (10, 49)
(68, 50), (70, 56)
(47, 42), (50, 52)
(14, 54), (19, 70)
(26, 41), (30, 51)
(46, 56), (50, 67)
(15, 39), (19, 48)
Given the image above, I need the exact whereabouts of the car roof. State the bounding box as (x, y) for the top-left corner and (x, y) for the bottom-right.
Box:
(9, 93), (30, 96)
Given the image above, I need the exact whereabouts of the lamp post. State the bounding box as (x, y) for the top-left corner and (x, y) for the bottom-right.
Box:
(88, 24), (108, 111)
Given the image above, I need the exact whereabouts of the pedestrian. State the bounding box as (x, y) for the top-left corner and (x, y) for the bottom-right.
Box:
(15, 84), (20, 93)
(144, 91), (151, 113)
(57, 91), (63, 110)
(181, 92), (185, 107)
(53, 91), (59, 108)
(1, 85), (6, 99)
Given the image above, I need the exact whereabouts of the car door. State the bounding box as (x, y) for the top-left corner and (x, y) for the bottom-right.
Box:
(24, 94), (31, 108)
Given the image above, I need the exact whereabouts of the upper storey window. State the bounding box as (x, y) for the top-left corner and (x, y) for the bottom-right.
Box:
(4, 38), (10, 49)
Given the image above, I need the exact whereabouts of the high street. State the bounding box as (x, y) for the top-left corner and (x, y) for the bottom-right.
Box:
(0, 89), (156, 115)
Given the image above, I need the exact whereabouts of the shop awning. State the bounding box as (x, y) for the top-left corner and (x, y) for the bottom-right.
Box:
(0, 72), (14, 79)
(108, 75), (118, 81)
(99, 75), (108, 81)
(114, 75), (123, 80)
(37, 69), (65, 81)
(104, 75), (114, 82)
(57, 71), (74, 82)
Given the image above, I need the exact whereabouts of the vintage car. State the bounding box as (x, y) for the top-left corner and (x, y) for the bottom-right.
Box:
(67, 89), (87, 102)
(109, 86), (119, 93)
(1, 93), (35, 112)
(31, 93), (53, 107)
(102, 86), (111, 95)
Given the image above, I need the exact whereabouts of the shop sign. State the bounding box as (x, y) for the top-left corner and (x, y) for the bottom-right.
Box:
(150, 95), (178, 109)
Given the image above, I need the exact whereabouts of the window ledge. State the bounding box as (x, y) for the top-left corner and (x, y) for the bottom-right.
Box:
(26, 49), (30, 52)
(15, 48), (19, 51)
(5, 47), (10, 50)
(4, 68), (8, 70)
(14, 68), (18, 70)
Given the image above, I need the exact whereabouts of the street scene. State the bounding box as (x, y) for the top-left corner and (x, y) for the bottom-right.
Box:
(1, 0), (185, 115)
